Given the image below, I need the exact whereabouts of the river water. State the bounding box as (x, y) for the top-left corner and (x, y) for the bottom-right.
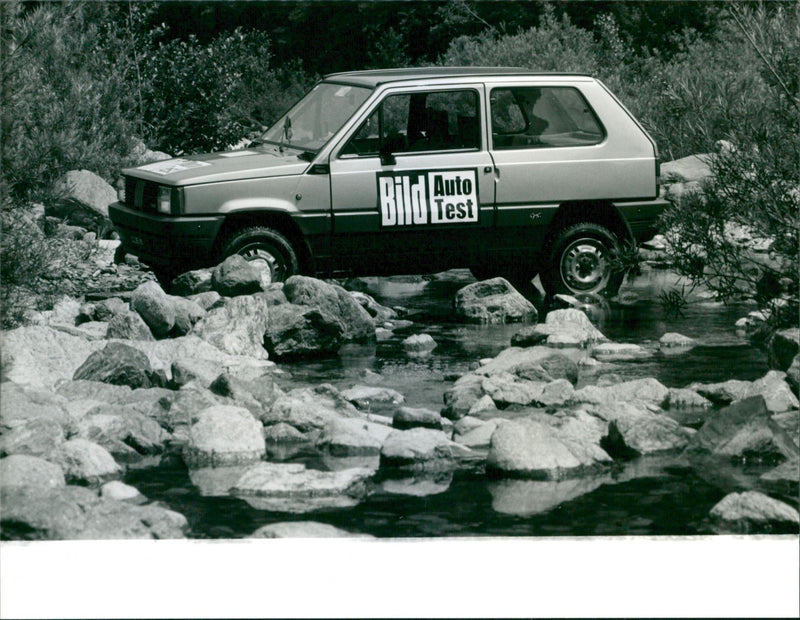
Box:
(127, 267), (797, 538)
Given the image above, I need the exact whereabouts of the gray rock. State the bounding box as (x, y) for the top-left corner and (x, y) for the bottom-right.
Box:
(0, 418), (65, 459)
(170, 297), (206, 336)
(402, 333), (437, 354)
(659, 332), (697, 348)
(316, 417), (387, 456)
(393, 407), (444, 430)
(381, 472), (453, 497)
(171, 269), (213, 297)
(0, 382), (71, 430)
(130, 281), (176, 338)
(100, 481), (147, 504)
(0, 485), (187, 539)
(487, 417), (611, 479)
(92, 297), (129, 322)
(598, 402), (695, 456)
(453, 277), (538, 324)
(743, 370), (799, 413)
(709, 491), (799, 534)
(191, 294), (272, 360)
(572, 377), (669, 408)
(689, 379), (751, 405)
(209, 370), (279, 419)
(106, 309), (155, 341)
(231, 462), (373, 512)
(263, 304), (344, 360)
(74, 405), (170, 458)
(50, 169), (115, 231)
(380, 428), (469, 471)
(517, 308), (607, 348)
(661, 153), (712, 183)
(73, 342), (160, 389)
(787, 354), (800, 392)
(182, 405), (266, 467)
(666, 388), (713, 410)
(211, 254), (262, 297)
(263, 422), (308, 443)
(474, 346), (580, 383)
(262, 385), (363, 432)
(481, 372), (544, 407)
(686, 395), (799, 461)
(0, 455), (66, 488)
(768, 328), (799, 371)
(760, 458), (800, 486)
(442, 373), (486, 420)
(591, 342), (652, 361)
(283, 276), (375, 341)
(250, 521), (373, 538)
(453, 418), (500, 448)
(187, 291), (222, 310)
(188, 465), (252, 496)
(349, 291), (397, 323)
(50, 438), (122, 484)
(467, 394), (499, 418)
(341, 385), (405, 409)
(170, 357), (222, 387)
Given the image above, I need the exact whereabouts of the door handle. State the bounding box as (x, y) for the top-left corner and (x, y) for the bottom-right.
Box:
(483, 166), (493, 173)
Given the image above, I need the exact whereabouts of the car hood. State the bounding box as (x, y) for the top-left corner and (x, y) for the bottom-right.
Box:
(121, 148), (310, 186)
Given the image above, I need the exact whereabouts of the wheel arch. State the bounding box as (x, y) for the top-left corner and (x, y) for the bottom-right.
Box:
(543, 201), (632, 254)
(214, 210), (314, 273)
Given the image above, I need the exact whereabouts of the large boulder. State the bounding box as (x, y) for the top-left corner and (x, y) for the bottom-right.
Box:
(74, 405), (170, 458)
(130, 281), (176, 338)
(283, 276), (375, 341)
(453, 277), (538, 324)
(105, 309), (155, 341)
(209, 370), (281, 418)
(513, 308), (607, 348)
(661, 153), (712, 184)
(171, 268), (213, 297)
(261, 385), (363, 432)
(349, 291), (397, 323)
(50, 438), (122, 484)
(481, 372), (545, 407)
(0, 455), (66, 488)
(0, 485), (188, 539)
(572, 377), (669, 408)
(211, 254), (262, 297)
(593, 402), (695, 456)
(191, 294), (273, 360)
(709, 491), (799, 534)
(380, 428), (470, 471)
(474, 346), (580, 383)
(182, 405), (266, 467)
(49, 169), (116, 231)
(316, 417), (389, 457)
(230, 462), (373, 512)
(743, 371), (799, 413)
(685, 395), (799, 462)
(487, 417), (611, 479)
(73, 342), (161, 389)
(263, 304), (344, 359)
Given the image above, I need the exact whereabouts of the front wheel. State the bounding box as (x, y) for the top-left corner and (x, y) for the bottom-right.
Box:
(218, 226), (299, 285)
(540, 222), (623, 297)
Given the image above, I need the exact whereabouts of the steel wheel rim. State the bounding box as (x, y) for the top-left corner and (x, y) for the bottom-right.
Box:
(239, 244), (285, 284)
(560, 237), (611, 292)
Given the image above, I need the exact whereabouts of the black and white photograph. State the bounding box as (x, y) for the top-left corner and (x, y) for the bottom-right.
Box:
(1, 1), (798, 617)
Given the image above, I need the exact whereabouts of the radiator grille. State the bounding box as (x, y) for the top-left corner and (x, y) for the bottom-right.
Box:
(123, 176), (159, 212)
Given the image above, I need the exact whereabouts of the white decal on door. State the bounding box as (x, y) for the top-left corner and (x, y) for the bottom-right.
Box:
(378, 169), (478, 227)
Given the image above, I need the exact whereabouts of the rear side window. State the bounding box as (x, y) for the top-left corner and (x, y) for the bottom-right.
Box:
(490, 86), (604, 150)
(341, 89), (481, 157)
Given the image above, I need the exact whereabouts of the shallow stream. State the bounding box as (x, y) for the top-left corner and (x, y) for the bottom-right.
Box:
(127, 267), (797, 537)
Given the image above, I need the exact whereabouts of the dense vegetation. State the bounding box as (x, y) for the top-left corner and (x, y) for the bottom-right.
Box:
(1, 0), (797, 328)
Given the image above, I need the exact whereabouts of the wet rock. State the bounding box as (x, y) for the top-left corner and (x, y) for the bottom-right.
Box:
(709, 491), (799, 534)
(211, 254), (262, 297)
(743, 370), (799, 413)
(769, 328), (799, 371)
(349, 291), (397, 323)
(393, 407), (444, 430)
(261, 385), (362, 432)
(489, 476), (607, 516)
(516, 308), (607, 348)
(50, 438), (122, 484)
(686, 395), (799, 462)
(250, 521), (374, 538)
(0, 455), (66, 488)
(598, 402), (695, 456)
(380, 428), (467, 471)
(187, 465), (252, 496)
(0, 417), (65, 459)
(453, 277), (538, 324)
(231, 462), (373, 512)
(659, 332), (697, 348)
(263, 304), (344, 360)
(130, 281), (176, 338)
(341, 385), (405, 409)
(572, 377), (669, 408)
(402, 333), (437, 354)
(170, 297), (206, 336)
(73, 342), (160, 389)
(100, 481), (147, 504)
(481, 372), (544, 407)
(666, 388), (713, 410)
(172, 269), (213, 297)
(487, 418), (611, 479)
(2, 326), (103, 389)
(474, 346), (580, 384)
(74, 405), (170, 458)
(191, 294), (272, 360)
(591, 342), (652, 361)
(283, 276), (375, 341)
(381, 471), (453, 497)
(317, 417), (389, 456)
(689, 379), (750, 405)
(0, 485), (188, 539)
(106, 308), (155, 341)
(442, 373), (485, 420)
(182, 405), (265, 467)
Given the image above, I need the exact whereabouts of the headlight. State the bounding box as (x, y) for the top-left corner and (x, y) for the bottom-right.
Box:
(157, 186), (183, 214)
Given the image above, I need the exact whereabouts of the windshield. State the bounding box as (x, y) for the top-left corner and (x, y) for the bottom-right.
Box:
(260, 82), (372, 153)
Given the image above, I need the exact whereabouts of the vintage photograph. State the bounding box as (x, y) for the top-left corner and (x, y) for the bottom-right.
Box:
(1, 0), (798, 615)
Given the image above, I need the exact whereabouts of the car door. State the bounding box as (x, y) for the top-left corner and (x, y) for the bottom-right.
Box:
(328, 86), (496, 276)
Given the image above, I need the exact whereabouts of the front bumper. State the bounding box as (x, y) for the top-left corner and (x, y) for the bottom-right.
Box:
(108, 202), (225, 269)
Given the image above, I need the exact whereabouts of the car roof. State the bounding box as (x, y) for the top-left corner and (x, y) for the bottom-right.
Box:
(323, 67), (592, 88)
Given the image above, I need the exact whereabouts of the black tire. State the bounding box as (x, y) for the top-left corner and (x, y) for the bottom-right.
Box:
(540, 222), (623, 297)
(218, 226), (299, 285)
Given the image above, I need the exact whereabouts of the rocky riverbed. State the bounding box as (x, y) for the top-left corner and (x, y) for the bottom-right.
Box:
(1, 245), (798, 539)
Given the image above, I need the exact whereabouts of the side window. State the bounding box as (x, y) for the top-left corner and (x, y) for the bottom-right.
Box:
(490, 86), (604, 150)
(341, 89), (480, 157)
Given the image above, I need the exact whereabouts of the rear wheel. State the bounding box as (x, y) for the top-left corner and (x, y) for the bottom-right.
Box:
(540, 222), (623, 297)
(218, 226), (299, 285)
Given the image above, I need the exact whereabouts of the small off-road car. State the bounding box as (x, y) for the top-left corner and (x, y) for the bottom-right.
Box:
(110, 67), (668, 296)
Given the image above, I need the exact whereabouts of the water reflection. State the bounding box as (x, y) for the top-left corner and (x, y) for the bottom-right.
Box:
(488, 476), (609, 516)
